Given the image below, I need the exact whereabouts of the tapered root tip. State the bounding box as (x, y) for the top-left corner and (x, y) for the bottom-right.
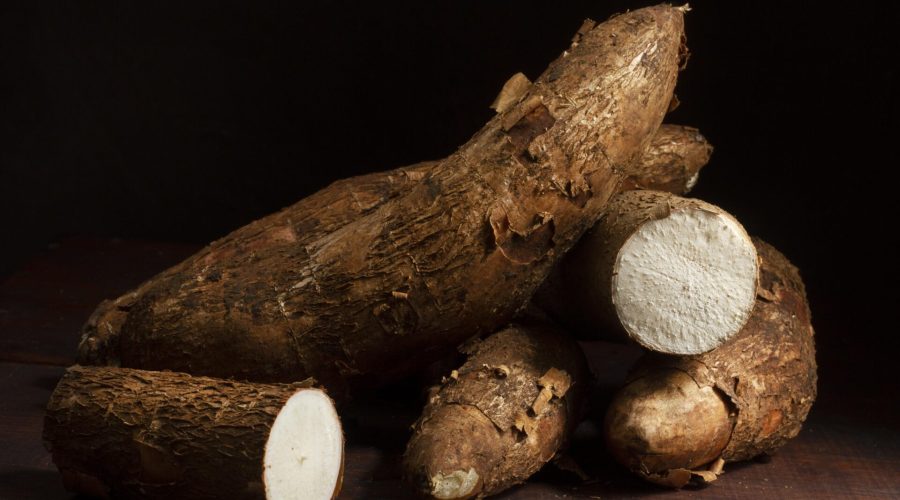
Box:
(429, 469), (480, 499)
(76, 299), (127, 365)
(404, 405), (497, 499)
(604, 369), (732, 475)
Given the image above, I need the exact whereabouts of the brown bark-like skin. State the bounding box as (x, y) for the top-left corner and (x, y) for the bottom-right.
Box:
(77, 161), (434, 367)
(603, 368), (733, 484)
(403, 322), (589, 499)
(535, 190), (753, 346)
(77, 6), (685, 396)
(43, 366), (340, 500)
(80, 124), (704, 374)
(604, 239), (817, 487)
(621, 124), (712, 194)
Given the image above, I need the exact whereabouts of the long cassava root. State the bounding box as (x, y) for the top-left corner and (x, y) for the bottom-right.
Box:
(77, 5), (686, 395)
(536, 189), (758, 354)
(603, 239), (817, 487)
(403, 322), (589, 499)
(78, 121), (709, 373)
(44, 366), (344, 500)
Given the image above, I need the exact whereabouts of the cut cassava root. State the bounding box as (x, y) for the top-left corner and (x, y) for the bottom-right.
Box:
(604, 239), (817, 487)
(43, 366), (344, 500)
(403, 322), (589, 499)
(536, 190), (758, 354)
(77, 5), (686, 395)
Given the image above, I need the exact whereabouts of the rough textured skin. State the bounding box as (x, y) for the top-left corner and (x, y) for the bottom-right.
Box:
(79, 125), (704, 378)
(77, 6), (685, 396)
(604, 239), (817, 487)
(603, 369), (733, 481)
(621, 124), (712, 194)
(534, 190), (755, 349)
(78, 161), (435, 368)
(403, 322), (589, 499)
(43, 366), (341, 500)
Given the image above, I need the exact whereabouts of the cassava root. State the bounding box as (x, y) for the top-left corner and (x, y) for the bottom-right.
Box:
(36, 3), (823, 497)
(623, 124), (712, 194)
(77, 5), (686, 397)
(535, 189), (758, 354)
(78, 121), (709, 383)
(603, 239), (817, 487)
(43, 366), (344, 500)
(403, 322), (589, 499)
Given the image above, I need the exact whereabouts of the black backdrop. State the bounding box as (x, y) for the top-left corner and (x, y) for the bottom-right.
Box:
(2, 2), (898, 391)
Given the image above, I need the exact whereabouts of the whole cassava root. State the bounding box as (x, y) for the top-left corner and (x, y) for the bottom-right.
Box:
(78, 121), (709, 372)
(403, 322), (589, 499)
(603, 239), (817, 488)
(77, 5), (686, 395)
(44, 366), (344, 500)
(535, 189), (758, 354)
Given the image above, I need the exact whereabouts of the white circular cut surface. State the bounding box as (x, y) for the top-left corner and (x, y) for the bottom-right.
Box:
(264, 390), (343, 500)
(612, 208), (757, 355)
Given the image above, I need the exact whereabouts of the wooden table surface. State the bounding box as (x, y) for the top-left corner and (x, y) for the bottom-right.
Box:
(1, 237), (898, 499)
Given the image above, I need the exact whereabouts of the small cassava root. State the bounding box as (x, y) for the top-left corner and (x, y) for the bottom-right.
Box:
(43, 366), (344, 500)
(535, 189), (758, 354)
(403, 322), (589, 499)
(77, 5), (686, 397)
(622, 124), (712, 195)
(603, 238), (817, 487)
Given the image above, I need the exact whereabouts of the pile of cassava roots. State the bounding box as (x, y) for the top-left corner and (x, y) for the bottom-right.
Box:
(43, 4), (816, 499)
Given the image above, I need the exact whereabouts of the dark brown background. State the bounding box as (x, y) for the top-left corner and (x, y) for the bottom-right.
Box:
(1, 1), (898, 498)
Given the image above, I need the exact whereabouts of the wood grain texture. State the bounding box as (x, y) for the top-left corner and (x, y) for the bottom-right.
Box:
(1, 239), (899, 499)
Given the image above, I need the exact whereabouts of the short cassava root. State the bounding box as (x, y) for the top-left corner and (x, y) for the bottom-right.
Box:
(603, 239), (817, 487)
(622, 124), (712, 194)
(537, 190), (758, 354)
(403, 322), (589, 499)
(43, 366), (344, 500)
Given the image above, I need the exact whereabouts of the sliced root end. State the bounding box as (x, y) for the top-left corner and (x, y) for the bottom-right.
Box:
(613, 207), (757, 355)
(264, 390), (344, 500)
